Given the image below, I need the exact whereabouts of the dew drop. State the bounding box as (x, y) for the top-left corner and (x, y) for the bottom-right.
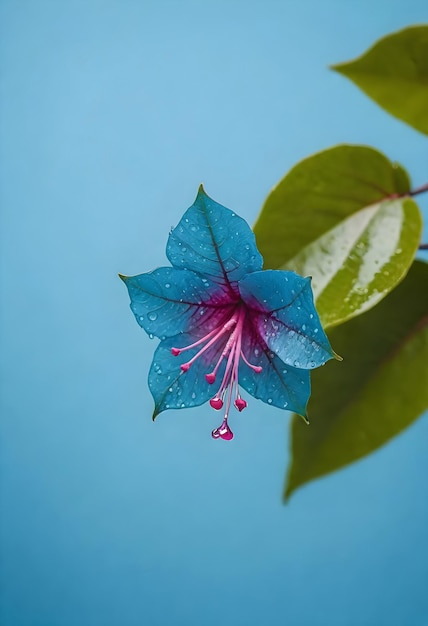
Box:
(294, 359), (300, 367)
(165, 283), (171, 288)
(139, 316), (144, 321)
(148, 312), (158, 321)
(191, 392), (196, 399)
(310, 360), (315, 368)
(149, 333), (154, 339)
(267, 398), (273, 404)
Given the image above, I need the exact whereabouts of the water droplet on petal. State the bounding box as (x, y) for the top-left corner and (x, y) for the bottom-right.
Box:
(267, 398), (273, 404)
(165, 283), (171, 288)
(149, 333), (154, 339)
(148, 312), (158, 321)
(294, 359), (300, 367)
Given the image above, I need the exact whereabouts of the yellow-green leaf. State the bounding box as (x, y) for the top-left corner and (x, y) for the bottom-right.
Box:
(254, 145), (410, 270)
(331, 25), (428, 135)
(285, 260), (428, 500)
(286, 198), (422, 328)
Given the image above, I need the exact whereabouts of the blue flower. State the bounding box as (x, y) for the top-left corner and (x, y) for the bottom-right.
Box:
(120, 186), (338, 440)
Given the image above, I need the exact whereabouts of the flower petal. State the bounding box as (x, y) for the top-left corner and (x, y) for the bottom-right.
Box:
(120, 267), (234, 339)
(239, 270), (335, 369)
(149, 333), (226, 419)
(239, 332), (310, 418)
(166, 186), (263, 293)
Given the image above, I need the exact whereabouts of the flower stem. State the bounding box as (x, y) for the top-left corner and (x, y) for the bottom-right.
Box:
(409, 182), (428, 197)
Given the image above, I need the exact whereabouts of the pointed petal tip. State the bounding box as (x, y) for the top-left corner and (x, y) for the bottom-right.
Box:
(295, 410), (310, 425)
(197, 183), (209, 199)
(118, 273), (128, 282)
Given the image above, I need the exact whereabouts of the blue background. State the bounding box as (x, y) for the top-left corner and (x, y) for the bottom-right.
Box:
(1, 2), (427, 625)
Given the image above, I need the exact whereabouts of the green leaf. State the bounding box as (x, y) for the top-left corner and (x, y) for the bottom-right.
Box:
(285, 260), (428, 500)
(331, 25), (428, 135)
(286, 198), (422, 328)
(254, 145), (410, 270)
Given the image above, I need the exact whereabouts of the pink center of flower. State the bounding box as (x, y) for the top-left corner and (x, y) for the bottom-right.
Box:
(170, 306), (262, 440)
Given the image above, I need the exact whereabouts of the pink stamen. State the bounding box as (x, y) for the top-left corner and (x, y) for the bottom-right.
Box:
(240, 349), (262, 373)
(170, 321), (229, 357)
(235, 397), (247, 411)
(173, 305), (259, 439)
(212, 419), (234, 440)
(172, 315), (239, 372)
(210, 397), (223, 410)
